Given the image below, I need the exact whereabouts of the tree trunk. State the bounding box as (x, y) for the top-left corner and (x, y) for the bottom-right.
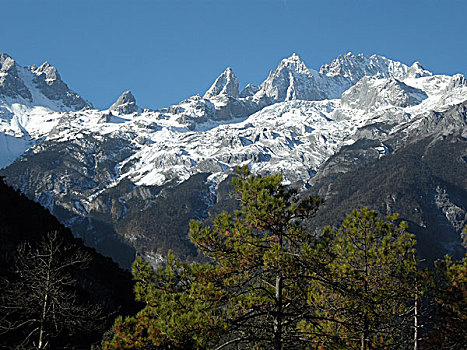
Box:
(37, 280), (49, 349)
(414, 283), (419, 350)
(37, 250), (52, 349)
(360, 320), (368, 350)
(273, 274), (283, 350)
(361, 227), (369, 350)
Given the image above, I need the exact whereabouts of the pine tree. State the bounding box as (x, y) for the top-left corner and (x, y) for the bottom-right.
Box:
(426, 253), (467, 349)
(103, 171), (422, 350)
(104, 166), (324, 349)
(103, 252), (226, 349)
(188, 165), (323, 349)
(298, 208), (418, 349)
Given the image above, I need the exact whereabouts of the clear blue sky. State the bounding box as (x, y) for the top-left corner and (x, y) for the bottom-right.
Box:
(2, 0), (466, 110)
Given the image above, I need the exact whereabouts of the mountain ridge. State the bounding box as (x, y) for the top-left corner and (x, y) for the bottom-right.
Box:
(0, 51), (465, 267)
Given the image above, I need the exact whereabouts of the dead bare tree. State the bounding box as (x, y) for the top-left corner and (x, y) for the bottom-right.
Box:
(0, 231), (104, 349)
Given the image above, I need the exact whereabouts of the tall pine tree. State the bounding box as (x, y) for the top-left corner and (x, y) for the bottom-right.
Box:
(104, 171), (422, 350)
(104, 252), (225, 349)
(188, 166), (323, 349)
(104, 166), (324, 349)
(299, 208), (418, 349)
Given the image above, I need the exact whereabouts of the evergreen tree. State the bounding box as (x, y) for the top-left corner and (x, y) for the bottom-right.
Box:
(425, 253), (467, 349)
(299, 208), (418, 349)
(104, 166), (324, 349)
(189, 166), (323, 349)
(103, 252), (226, 349)
(104, 171), (423, 350)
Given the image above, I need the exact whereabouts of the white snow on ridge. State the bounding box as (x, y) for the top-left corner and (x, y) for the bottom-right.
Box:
(0, 133), (32, 168)
(1, 52), (467, 188)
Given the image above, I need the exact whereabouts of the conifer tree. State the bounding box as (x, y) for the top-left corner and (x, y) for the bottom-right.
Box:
(426, 252), (467, 349)
(299, 208), (418, 349)
(189, 165), (323, 349)
(104, 166), (324, 349)
(103, 252), (226, 349)
(103, 171), (422, 350)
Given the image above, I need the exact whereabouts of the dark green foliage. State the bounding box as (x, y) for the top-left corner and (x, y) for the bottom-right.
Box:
(103, 253), (226, 349)
(299, 208), (418, 349)
(103, 169), (463, 350)
(104, 166), (324, 349)
(190, 166), (323, 349)
(424, 250), (467, 349)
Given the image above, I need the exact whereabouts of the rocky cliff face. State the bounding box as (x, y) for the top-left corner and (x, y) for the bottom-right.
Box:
(31, 62), (90, 110)
(0, 53), (33, 101)
(109, 90), (141, 115)
(308, 131), (467, 261)
(341, 77), (428, 110)
(204, 67), (239, 99)
(0, 54), (90, 110)
(255, 53), (324, 102)
(0, 52), (466, 267)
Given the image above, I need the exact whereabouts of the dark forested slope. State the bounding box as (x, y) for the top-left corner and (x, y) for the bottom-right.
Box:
(308, 133), (467, 261)
(0, 176), (138, 348)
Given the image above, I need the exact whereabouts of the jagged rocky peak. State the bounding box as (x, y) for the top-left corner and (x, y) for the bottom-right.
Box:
(448, 73), (467, 89)
(258, 53), (323, 102)
(204, 67), (239, 99)
(406, 61), (432, 79)
(0, 53), (33, 101)
(320, 52), (410, 82)
(28, 60), (91, 110)
(341, 76), (428, 110)
(0, 53), (15, 71)
(320, 52), (365, 78)
(240, 83), (260, 98)
(0, 54), (90, 110)
(110, 90), (140, 114)
(276, 53), (311, 74)
(32, 61), (61, 84)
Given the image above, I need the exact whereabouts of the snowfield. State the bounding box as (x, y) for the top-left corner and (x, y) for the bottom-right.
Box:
(1, 51), (466, 200)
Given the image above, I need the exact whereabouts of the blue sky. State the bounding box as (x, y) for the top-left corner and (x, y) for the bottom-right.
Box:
(2, 0), (466, 109)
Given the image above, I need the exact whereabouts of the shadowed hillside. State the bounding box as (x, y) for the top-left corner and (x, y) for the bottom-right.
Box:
(0, 176), (138, 349)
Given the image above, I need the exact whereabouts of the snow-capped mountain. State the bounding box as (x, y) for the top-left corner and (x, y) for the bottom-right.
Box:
(1, 52), (466, 267)
(109, 90), (142, 115)
(0, 53), (91, 166)
(204, 67), (239, 99)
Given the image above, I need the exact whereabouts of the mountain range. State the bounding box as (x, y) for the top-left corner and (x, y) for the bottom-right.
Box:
(0, 51), (465, 267)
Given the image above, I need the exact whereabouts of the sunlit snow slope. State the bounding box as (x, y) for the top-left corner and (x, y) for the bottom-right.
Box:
(1, 52), (466, 266)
